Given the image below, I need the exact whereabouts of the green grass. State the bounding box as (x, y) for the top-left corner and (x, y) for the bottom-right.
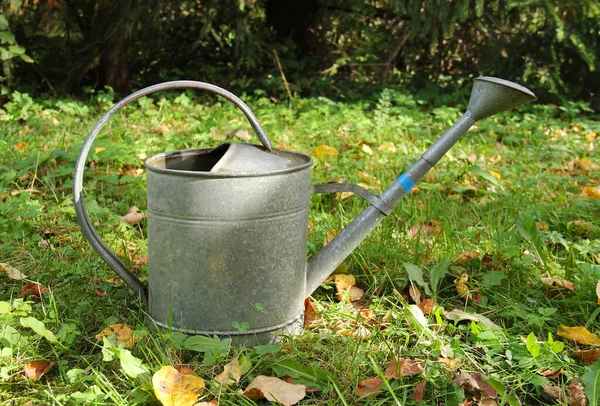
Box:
(1, 86), (599, 405)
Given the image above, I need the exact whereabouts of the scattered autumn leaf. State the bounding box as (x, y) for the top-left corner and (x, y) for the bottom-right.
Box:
(213, 356), (241, 386)
(455, 250), (479, 264)
(23, 361), (54, 380)
(0, 263), (27, 280)
(543, 381), (588, 406)
(538, 368), (564, 380)
(488, 170), (501, 180)
(444, 309), (501, 329)
(333, 274), (364, 302)
(94, 147), (106, 154)
(361, 144), (373, 155)
(19, 283), (48, 299)
(585, 132), (598, 140)
(177, 365), (196, 375)
(356, 377), (383, 398)
(596, 280), (600, 305)
(303, 297), (317, 327)
(384, 358), (424, 379)
(407, 220), (441, 239)
(581, 186), (600, 199)
(541, 277), (575, 291)
(14, 142), (28, 151)
(558, 326), (600, 346)
(480, 399), (498, 406)
(417, 298), (436, 315)
(119, 206), (145, 225)
(409, 285), (421, 304)
(454, 272), (472, 299)
(453, 372), (498, 399)
(324, 229), (339, 245)
(439, 357), (462, 372)
(414, 378), (426, 403)
(243, 375), (306, 406)
(153, 366), (205, 406)
(573, 348), (600, 364)
(313, 144), (339, 160)
(95, 324), (136, 349)
(378, 142), (397, 153)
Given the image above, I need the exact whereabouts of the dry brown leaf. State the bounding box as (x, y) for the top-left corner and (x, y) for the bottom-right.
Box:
(480, 399), (498, 406)
(581, 186), (600, 199)
(409, 285), (421, 304)
(214, 356), (241, 386)
(596, 280), (600, 305)
(243, 375), (306, 405)
(414, 378), (426, 403)
(303, 297), (317, 327)
(407, 220), (441, 239)
(453, 372), (497, 399)
(572, 348), (600, 364)
(120, 206), (145, 225)
(541, 277), (575, 291)
(153, 366), (205, 406)
(95, 324), (136, 349)
(455, 250), (479, 264)
(0, 263), (27, 280)
(557, 325), (600, 346)
(384, 358), (424, 379)
(313, 145), (339, 160)
(566, 380), (588, 406)
(178, 365), (196, 375)
(537, 368), (564, 380)
(156, 124), (170, 135)
(417, 298), (436, 315)
(19, 283), (48, 299)
(347, 286), (365, 302)
(356, 377), (383, 398)
(23, 360), (54, 380)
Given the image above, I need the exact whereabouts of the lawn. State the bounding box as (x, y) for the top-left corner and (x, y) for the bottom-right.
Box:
(1, 85), (599, 405)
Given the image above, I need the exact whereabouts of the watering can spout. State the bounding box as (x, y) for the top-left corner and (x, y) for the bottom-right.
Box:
(466, 77), (537, 121)
(305, 76), (536, 297)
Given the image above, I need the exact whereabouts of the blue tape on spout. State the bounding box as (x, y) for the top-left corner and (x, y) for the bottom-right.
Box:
(397, 173), (415, 193)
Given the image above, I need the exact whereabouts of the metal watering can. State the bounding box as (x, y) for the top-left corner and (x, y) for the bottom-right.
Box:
(73, 78), (536, 344)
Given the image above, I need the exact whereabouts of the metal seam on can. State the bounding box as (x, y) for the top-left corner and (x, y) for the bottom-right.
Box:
(148, 207), (307, 223)
(148, 312), (303, 336)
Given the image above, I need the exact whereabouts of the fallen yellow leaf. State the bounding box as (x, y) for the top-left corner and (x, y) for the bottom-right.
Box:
(0, 263), (27, 280)
(213, 356), (241, 386)
(407, 220), (442, 239)
(585, 132), (598, 140)
(488, 170), (501, 180)
(324, 229), (339, 245)
(94, 147), (106, 154)
(153, 366), (205, 406)
(378, 142), (397, 153)
(581, 186), (600, 199)
(454, 272), (472, 299)
(361, 144), (373, 155)
(557, 325), (600, 346)
(597, 280), (600, 305)
(14, 142), (28, 152)
(334, 274), (355, 291)
(95, 324), (136, 349)
(313, 144), (339, 160)
(243, 375), (306, 405)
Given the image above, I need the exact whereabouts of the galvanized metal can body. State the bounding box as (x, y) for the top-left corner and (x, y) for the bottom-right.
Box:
(145, 147), (312, 344)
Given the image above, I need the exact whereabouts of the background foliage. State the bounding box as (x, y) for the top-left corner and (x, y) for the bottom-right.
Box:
(0, 0), (598, 107)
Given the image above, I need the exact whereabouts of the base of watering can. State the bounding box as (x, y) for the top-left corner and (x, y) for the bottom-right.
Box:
(145, 313), (304, 346)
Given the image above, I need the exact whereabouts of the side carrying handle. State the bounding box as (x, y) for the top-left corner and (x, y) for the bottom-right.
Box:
(73, 81), (273, 303)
